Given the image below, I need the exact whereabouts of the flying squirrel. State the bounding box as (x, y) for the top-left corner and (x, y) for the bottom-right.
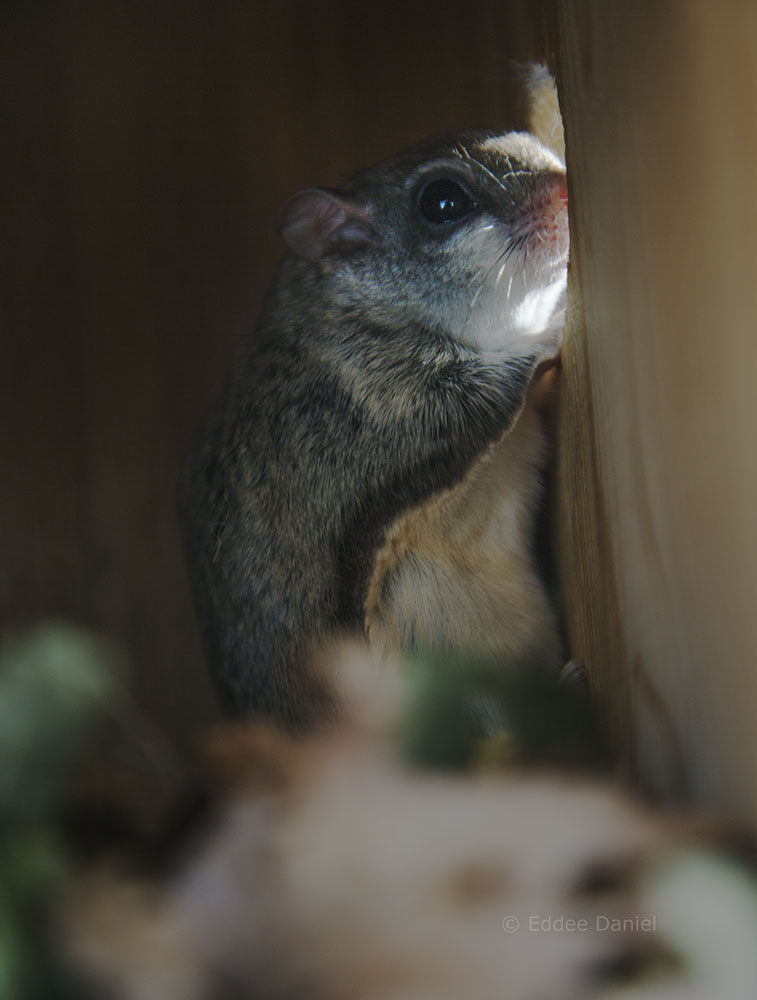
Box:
(179, 74), (570, 727)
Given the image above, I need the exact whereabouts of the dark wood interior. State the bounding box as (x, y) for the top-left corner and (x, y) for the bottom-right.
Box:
(2, 0), (549, 744)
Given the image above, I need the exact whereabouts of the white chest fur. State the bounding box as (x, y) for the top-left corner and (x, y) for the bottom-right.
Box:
(364, 399), (560, 668)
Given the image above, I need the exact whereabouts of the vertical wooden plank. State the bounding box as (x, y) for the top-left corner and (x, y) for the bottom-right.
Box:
(553, 0), (757, 814)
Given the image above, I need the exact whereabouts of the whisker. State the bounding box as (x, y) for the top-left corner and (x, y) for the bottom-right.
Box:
(467, 222), (497, 240)
(469, 241), (511, 310)
(467, 155), (517, 209)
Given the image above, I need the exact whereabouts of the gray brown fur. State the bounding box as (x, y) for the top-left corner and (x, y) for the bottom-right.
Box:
(179, 129), (568, 727)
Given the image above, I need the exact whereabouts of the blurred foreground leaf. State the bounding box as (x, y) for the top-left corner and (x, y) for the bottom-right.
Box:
(400, 648), (610, 773)
(0, 623), (123, 822)
(0, 622), (124, 1000)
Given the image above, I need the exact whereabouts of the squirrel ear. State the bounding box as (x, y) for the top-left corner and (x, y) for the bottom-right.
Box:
(276, 188), (379, 261)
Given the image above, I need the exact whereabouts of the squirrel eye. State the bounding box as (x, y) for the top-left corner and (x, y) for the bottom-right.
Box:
(417, 179), (477, 224)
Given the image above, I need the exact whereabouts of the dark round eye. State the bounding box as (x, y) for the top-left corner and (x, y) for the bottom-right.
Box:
(417, 179), (477, 225)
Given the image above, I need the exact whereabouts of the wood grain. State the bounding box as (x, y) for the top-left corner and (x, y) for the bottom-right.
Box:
(553, 0), (757, 815)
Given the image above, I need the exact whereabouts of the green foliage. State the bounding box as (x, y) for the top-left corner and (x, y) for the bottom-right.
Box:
(399, 648), (611, 773)
(0, 623), (123, 1000)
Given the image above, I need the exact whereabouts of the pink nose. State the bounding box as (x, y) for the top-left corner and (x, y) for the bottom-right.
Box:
(528, 172), (570, 260)
(543, 172), (567, 206)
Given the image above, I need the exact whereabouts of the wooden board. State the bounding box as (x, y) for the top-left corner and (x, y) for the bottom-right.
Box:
(552, 0), (757, 815)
